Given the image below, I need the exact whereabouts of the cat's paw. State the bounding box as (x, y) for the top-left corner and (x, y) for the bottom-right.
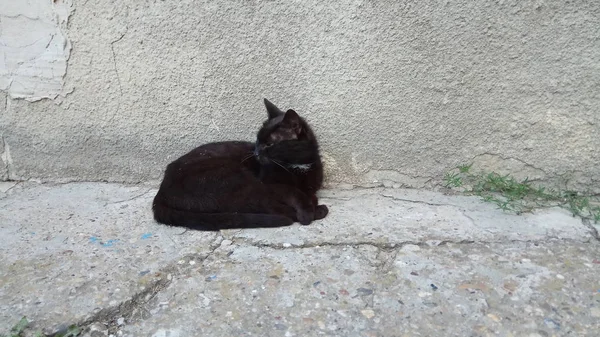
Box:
(297, 210), (314, 226)
(314, 204), (329, 220)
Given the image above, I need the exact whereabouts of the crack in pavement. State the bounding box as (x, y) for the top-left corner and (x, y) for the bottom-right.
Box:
(0, 180), (23, 196)
(322, 188), (472, 209)
(581, 218), (600, 241)
(103, 188), (154, 206)
(378, 192), (456, 207)
(51, 241), (223, 336)
(244, 240), (476, 252)
(234, 235), (598, 252)
(38, 234), (600, 335)
(9, 182), (596, 333)
(337, 189), (598, 245)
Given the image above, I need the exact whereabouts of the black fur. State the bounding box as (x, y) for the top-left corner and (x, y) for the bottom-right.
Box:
(152, 99), (328, 231)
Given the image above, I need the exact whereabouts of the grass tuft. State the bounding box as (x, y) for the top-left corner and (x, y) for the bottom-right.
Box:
(445, 165), (600, 222)
(1, 317), (28, 337)
(1, 317), (80, 337)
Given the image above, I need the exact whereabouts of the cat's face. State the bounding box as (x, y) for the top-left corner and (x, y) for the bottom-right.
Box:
(254, 99), (318, 169)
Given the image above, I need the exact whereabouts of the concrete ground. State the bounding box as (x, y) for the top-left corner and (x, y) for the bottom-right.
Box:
(1, 182), (599, 337)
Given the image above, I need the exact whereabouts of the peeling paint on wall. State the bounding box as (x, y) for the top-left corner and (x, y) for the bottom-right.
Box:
(1, 135), (12, 180)
(0, 0), (73, 101)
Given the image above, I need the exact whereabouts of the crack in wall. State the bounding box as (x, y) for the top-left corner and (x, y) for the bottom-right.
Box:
(107, 30), (127, 124)
(469, 152), (549, 176)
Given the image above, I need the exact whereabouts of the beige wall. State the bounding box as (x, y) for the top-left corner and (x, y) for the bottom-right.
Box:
(1, 0), (599, 191)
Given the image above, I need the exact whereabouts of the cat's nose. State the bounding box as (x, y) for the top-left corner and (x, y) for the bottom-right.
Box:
(257, 155), (270, 165)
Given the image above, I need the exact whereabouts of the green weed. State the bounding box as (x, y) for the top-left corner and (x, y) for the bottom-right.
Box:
(1, 317), (80, 337)
(55, 326), (81, 337)
(457, 163), (473, 173)
(443, 172), (463, 188)
(446, 165), (600, 222)
(1, 317), (28, 337)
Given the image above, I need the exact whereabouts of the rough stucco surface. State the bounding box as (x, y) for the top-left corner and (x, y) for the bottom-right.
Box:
(0, 0), (72, 101)
(0, 0), (599, 190)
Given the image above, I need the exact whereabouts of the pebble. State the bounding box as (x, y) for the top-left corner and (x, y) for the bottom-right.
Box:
(221, 239), (233, 246)
(189, 260), (196, 265)
(487, 313), (501, 322)
(117, 317), (124, 325)
(283, 243), (292, 248)
(88, 323), (108, 334)
(543, 318), (560, 330)
(361, 309), (375, 319)
(556, 274), (564, 280)
(357, 288), (374, 296)
(274, 323), (287, 330)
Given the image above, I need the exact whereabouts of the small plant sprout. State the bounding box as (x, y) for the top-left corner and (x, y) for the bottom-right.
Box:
(457, 163), (473, 173)
(445, 165), (600, 223)
(444, 172), (463, 188)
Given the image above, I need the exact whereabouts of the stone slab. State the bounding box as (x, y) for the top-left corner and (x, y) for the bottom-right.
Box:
(233, 188), (592, 247)
(121, 241), (600, 337)
(0, 182), (216, 334)
(0, 182), (596, 336)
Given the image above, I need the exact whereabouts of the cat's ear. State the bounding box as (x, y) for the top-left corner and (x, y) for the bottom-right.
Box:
(264, 98), (284, 119)
(282, 109), (302, 134)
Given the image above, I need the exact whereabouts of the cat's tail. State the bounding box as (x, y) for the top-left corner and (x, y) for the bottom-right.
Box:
(152, 199), (294, 231)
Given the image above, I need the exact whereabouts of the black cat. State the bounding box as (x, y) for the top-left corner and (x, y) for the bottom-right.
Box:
(152, 99), (328, 231)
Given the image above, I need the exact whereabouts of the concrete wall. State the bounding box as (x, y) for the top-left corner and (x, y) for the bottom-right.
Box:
(1, 0), (599, 191)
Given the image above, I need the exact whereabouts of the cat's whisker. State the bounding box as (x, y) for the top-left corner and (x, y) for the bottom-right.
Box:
(241, 153), (256, 163)
(271, 159), (291, 173)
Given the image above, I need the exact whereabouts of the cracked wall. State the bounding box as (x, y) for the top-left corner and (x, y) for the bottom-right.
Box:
(0, 1), (599, 192)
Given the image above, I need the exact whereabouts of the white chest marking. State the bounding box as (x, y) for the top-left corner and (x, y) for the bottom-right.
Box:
(288, 163), (312, 171)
